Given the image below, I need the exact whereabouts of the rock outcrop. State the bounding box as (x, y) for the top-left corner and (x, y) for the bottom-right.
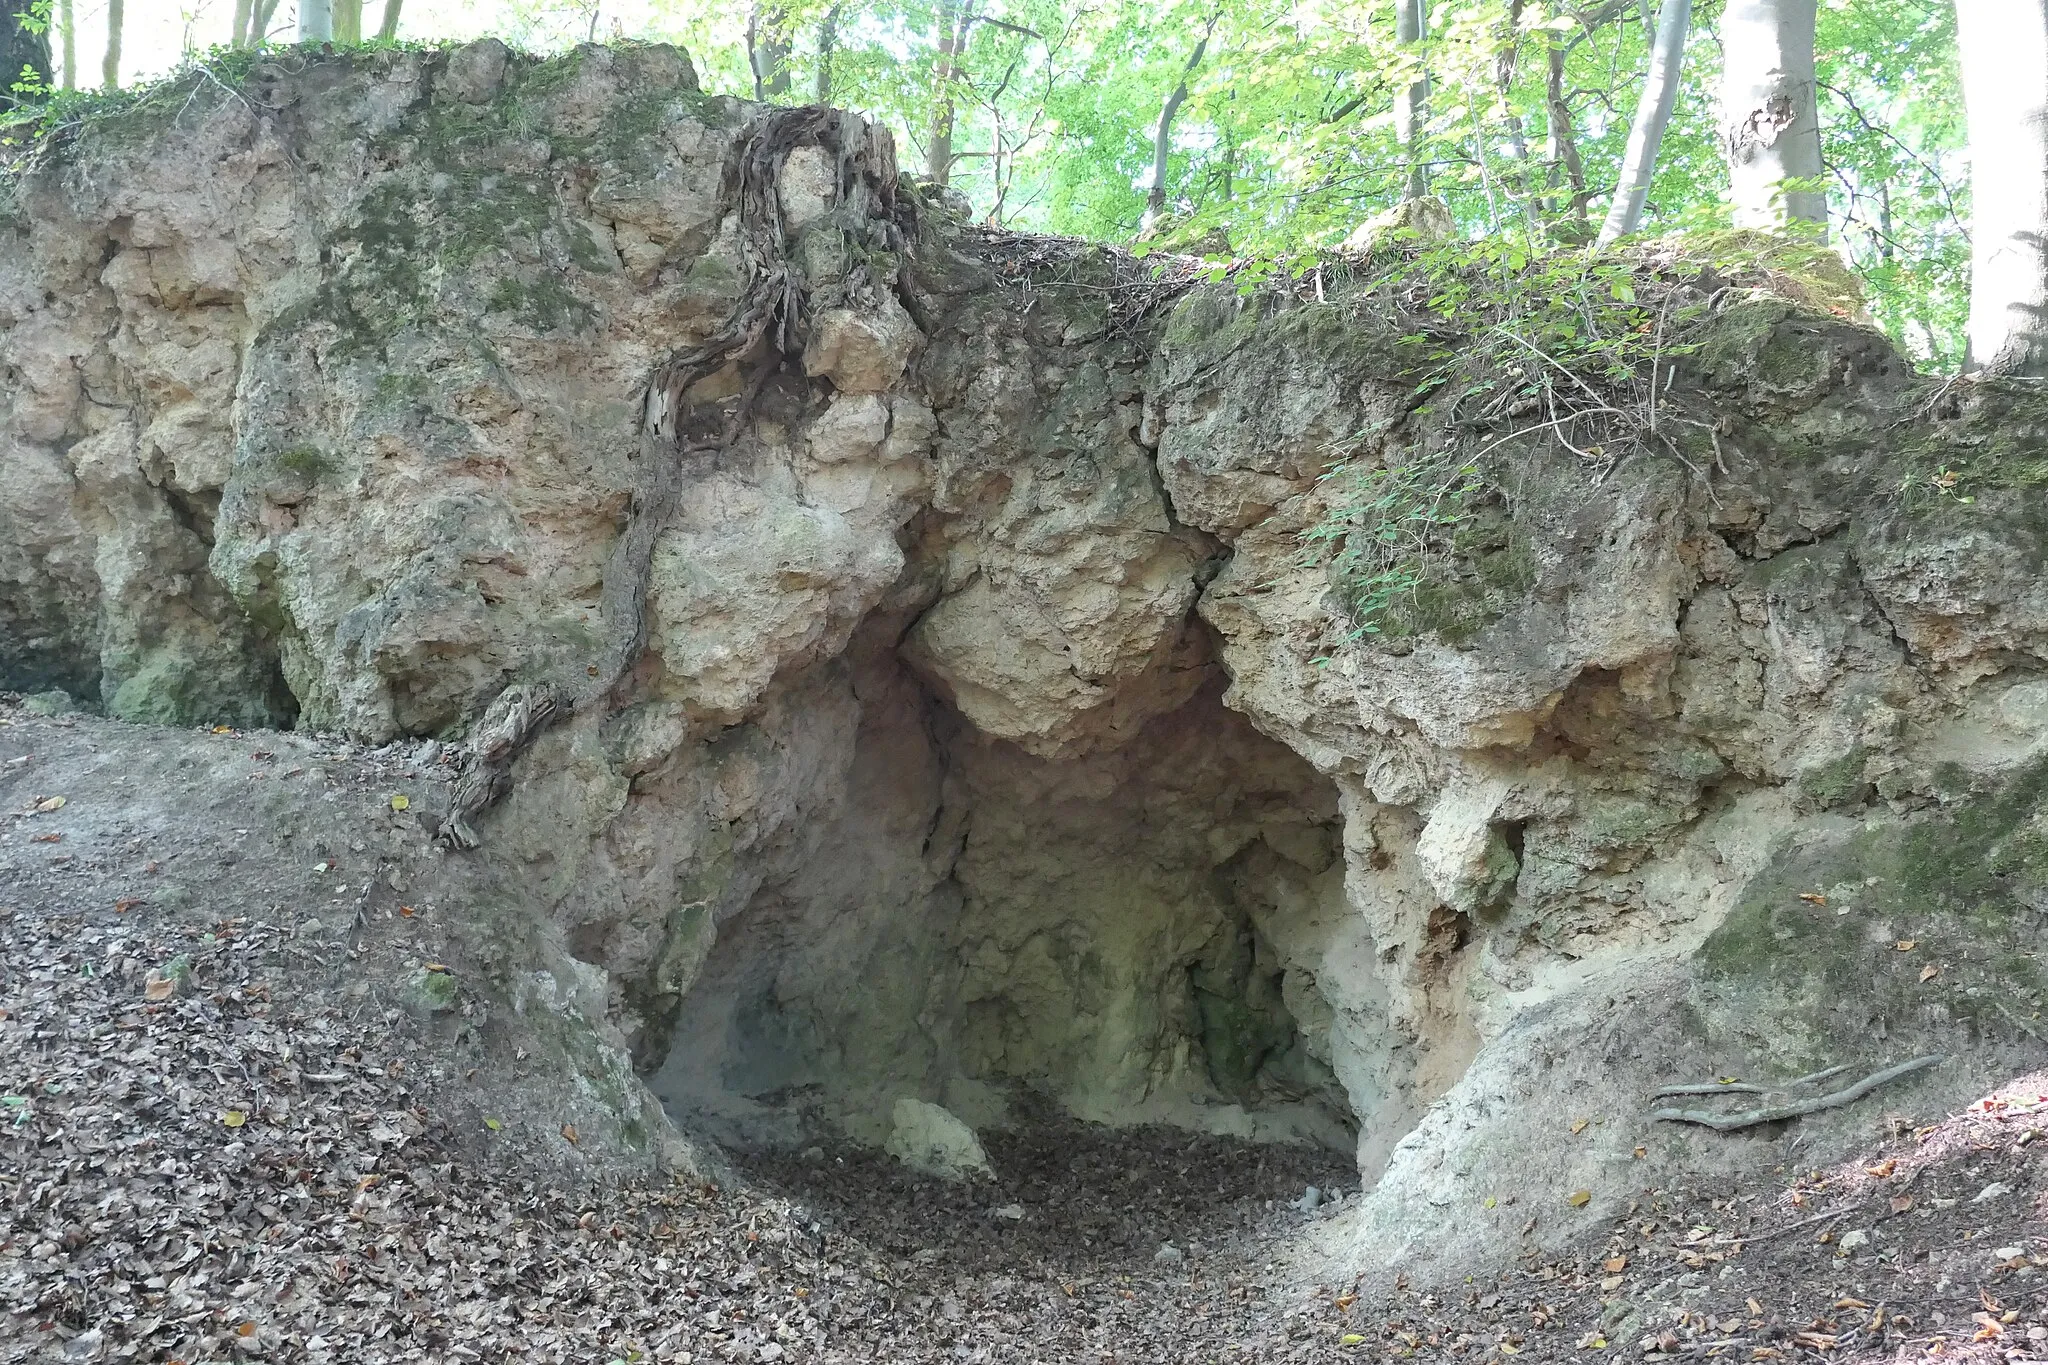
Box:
(6, 43), (2048, 1282)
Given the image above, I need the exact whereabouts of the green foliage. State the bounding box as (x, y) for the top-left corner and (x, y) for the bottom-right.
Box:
(621, 0), (1965, 366)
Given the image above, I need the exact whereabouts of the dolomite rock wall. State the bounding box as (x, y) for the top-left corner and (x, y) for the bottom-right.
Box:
(6, 43), (2048, 1282)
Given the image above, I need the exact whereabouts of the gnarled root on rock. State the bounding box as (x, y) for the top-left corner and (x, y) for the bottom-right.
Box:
(434, 683), (559, 850)
(1649, 1054), (1946, 1132)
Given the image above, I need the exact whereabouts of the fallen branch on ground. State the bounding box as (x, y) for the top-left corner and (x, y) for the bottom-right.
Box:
(1649, 1055), (1944, 1132)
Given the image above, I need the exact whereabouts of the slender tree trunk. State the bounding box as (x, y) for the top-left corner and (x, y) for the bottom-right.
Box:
(1957, 0), (2048, 374)
(231, 0), (253, 47)
(927, 0), (971, 185)
(60, 0), (76, 87)
(333, 0), (362, 42)
(1544, 33), (1590, 221)
(1719, 0), (1825, 231)
(298, 0), (333, 43)
(0, 1), (51, 105)
(376, 0), (402, 40)
(815, 4), (839, 102)
(1142, 25), (1214, 233)
(747, 5), (791, 100)
(1495, 0), (1542, 231)
(1596, 0), (1692, 245)
(101, 0), (122, 89)
(1394, 0), (1431, 199)
(246, 0), (284, 45)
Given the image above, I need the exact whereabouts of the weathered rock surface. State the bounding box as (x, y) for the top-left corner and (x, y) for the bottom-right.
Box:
(6, 44), (2048, 1286)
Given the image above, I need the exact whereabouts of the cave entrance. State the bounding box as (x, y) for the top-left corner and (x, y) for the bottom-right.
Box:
(648, 652), (1403, 1171)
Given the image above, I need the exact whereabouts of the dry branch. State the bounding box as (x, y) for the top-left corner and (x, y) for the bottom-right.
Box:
(1649, 1055), (1944, 1131)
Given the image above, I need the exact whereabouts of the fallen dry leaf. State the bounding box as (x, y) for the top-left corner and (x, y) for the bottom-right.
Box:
(1798, 892), (1827, 905)
(1920, 963), (1941, 982)
(1570, 1118), (1589, 1135)
(561, 1123), (580, 1144)
(33, 795), (65, 813)
(1566, 1190), (1591, 1208)
(1895, 939), (1917, 951)
(1602, 1256), (1627, 1272)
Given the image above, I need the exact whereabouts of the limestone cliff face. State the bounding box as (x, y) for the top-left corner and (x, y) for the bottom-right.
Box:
(7, 43), (2048, 1279)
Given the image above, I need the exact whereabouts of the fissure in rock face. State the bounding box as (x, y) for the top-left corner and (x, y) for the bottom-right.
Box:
(10, 38), (2048, 1280)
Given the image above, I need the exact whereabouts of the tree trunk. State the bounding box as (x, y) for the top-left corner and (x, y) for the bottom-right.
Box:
(1142, 26), (1213, 234)
(815, 4), (839, 103)
(299, 0), (332, 43)
(1544, 31), (1589, 222)
(1, 0), (50, 106)
(927, 0), (971, 185)
(1719, 0), (1825, 231)
(747, 5), (791, 101)
(1597, 0), (1692, 245)
(377, 0), (402, 40)
(1957, 0), (2048, 374)
(1394, 0), (1431, 200)
(60, 0), (76, 86)
(246, 0), (284, 45)
(101, 0), (122, 89)
(333, 0), (362, 43)
(231, 0), (253, 48)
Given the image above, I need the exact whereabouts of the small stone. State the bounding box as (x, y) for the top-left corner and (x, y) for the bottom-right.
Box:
(884, 1098), (992, 1181)
(402, 966), (460, 1016)
(1837, 1229), (1870, 1253)
(801, 1146), (825, 1163)
(990, 1203), (1024, 1221)
(2027, 1325), (2046, 1342)
(1974, 1182), (2013, 1203)
(1293, 1186), (1322, 1213)
(1154, 1241), (1184, 1264)
(1995, 1245), (2026, 1262)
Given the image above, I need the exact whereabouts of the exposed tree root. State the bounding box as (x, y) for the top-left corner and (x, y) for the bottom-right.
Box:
(1650, 1055), (1945, 1131)
(434, 682), (558, 850)
(440, 105), (907, 849)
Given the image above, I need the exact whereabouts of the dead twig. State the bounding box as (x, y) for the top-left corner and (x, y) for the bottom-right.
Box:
(1650, 1055), (1944, 1132)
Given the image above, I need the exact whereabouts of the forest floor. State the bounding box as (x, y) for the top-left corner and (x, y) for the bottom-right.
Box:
(1, 700), (2045, 1363)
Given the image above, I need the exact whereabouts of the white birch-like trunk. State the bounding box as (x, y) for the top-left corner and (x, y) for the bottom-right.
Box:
(1596, 0), (1691, 245)
(1395, 0), (1430, 200)
(298, 0), (333, 43)
(1958, 0), (2048, 375)
(1718, 0), (1824, 231)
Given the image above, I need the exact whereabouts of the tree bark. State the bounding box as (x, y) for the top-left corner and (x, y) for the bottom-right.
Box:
(815, 4), (839, 103)
(1958, 0), (2048, 374)
(1, 0), (50, 105)
(747, 4), (791, 101)
(298, 0), (332, 43)
(101, 0), (122, 89)
(376, 0), (402, 40)
(231, 0), (253, 48)
(1544, 29), (1590, 222)
(1719, 0), (1825, 231)
(1394, 0), (1431, 200)
(927, 0), (972, 185)
(1142, 24), (1214, 234)
(1597, 0), (1691, 245)
(60, 0), (75, 85)
(333, 0), (362, 43)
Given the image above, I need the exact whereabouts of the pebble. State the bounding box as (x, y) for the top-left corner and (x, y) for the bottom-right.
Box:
(1973, 1182), (2013, 1203)
(1837, 1229), (1870, 1253)
(1293, 1186), (1322, 1212)
(990, 1203), (1024, 1221)
(1995, 1245), (2026, 1261)
(1155, 1242), (1185, 1264)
